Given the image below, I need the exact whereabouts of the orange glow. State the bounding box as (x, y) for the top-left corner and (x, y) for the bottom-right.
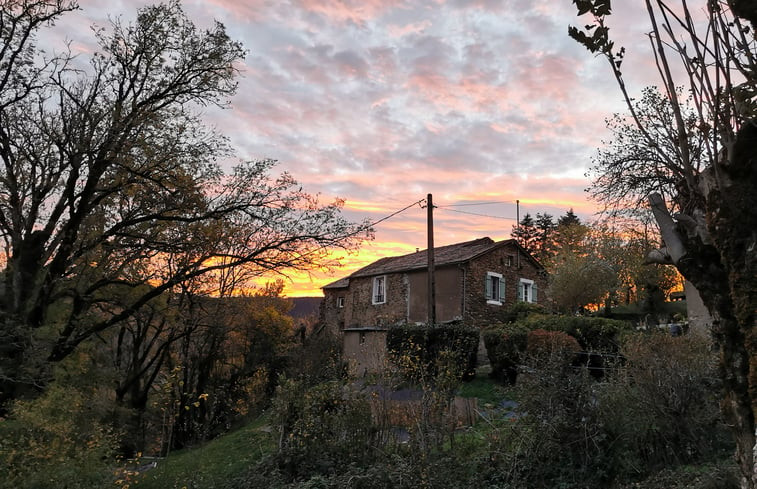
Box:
(273, 193), (603, 297)
(345, 200), (397, 213)
(254, 240), (419, 297)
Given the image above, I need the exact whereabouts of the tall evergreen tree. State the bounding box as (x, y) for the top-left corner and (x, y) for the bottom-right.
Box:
(557, 208), (581, 227)
(534, 212), (556, 261)
(511, 213), (538, 254)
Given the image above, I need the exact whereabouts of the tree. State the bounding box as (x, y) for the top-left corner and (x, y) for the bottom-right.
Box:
(570, 1), (757, 484)
(588, 87), (706, 214)
(534, 212), (557, 261)
(0, 1), (367, 406)
(553, 213), (589, 260)
(557, 208), (581, 228)
(511, 212), (538, 254)
(548, 251), (617, 313)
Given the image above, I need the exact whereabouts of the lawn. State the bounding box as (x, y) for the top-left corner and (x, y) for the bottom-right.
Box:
(133, 417), (274, 489)
(456, 367), (512, 406)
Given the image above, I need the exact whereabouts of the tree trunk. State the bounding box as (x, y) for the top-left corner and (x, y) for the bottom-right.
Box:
(651, 121), (757, 487)
(706, 121), (757, 488)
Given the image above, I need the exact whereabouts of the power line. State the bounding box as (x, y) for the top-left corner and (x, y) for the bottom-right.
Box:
(347, 198), (426, 237)
(438, 207), (515, 221)
(368, 199), (426, 229)
(436, 200), (516, 208)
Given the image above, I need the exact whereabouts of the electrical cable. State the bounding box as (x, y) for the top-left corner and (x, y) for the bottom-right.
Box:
(368, 199), (426, 229)
(436, 200), (516, 208)
(438, 207), (515, 220)
(345, 198), (427, 238)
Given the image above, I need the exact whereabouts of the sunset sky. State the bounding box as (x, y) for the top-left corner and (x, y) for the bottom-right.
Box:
(49, 0), (663, 296)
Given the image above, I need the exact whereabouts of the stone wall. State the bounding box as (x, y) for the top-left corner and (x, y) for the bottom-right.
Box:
(320, 241), (548, 334)
(463, 243), (548, 327)
(343, 329), (388, 377)
(319, 289), (345, 336)
(322, 273), (410, 330)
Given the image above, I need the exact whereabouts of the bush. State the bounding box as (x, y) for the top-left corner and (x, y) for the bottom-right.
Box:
(386, 323), (479, 383)
(0, 384), (118, 489)
(516, 315), (633, 352)
(498, 301), (547, 323)
(526, 329), (581, 364)
(269, 378), (382, 480)
(598, 332), (730, 474)
(492, 330), (732, 488)
(482, 323), (530, 384)
(285, 330), (346, 386)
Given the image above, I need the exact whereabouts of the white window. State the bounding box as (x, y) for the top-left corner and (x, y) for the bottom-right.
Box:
(372, 275), (386, 304)
(485, 272), (505, 305)
(336, 297), (345, 308)
(518, 278), (537, 303)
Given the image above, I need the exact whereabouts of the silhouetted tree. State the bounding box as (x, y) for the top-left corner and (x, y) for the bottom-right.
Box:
(511, 213), (538, 254)
(571, 1), (757, 483)
(0, 1), (367, 405)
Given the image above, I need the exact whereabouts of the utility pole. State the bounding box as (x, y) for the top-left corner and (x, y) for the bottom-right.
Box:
(516, 199), (521, 269)
(427, 193), (436, 326)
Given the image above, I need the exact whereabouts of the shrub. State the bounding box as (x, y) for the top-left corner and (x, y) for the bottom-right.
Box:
(516, 315), (633, 352)
(482, 323), (530, 384)
(386, 323), (479, 383)
(494, 330), (732, 488)
(598, 332), (730, 474)
(269, 378), (382, 480)
(498, 301), (547, 323)
(285, 329), (346, 386)
(0, 384), (118, 489)
(526, 329), (581, 365)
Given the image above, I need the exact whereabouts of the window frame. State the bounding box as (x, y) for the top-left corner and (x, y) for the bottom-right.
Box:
(486, 271), (505, 305)
(372, 275), (386, 305)
(336, 296), (345, 308)
(518, 278), (537, 303)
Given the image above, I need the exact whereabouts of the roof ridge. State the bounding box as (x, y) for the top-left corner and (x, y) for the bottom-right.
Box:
(323, 237), (533, 288)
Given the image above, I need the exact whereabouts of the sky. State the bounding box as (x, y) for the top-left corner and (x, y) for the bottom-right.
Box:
(46, 0), (662, 296)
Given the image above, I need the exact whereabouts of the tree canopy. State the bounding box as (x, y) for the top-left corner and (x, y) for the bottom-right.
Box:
(0, 0), (367, 402)
(570, 1), (757, 484)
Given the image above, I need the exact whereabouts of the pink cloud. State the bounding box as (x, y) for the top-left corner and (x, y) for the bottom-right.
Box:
(201, 0), (269, 22)
(387, 19), (432, 37)
(297, 0), (406, 25)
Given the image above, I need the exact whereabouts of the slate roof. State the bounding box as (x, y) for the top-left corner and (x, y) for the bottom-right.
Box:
(323, 237), (536, 289)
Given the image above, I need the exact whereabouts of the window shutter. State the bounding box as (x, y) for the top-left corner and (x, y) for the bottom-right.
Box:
(532, 283), (538, 302)
(485, 276), (492, 300)
(499, 277), (506, 302)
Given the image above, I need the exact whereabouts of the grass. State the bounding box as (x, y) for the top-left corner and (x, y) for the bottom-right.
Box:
(615, 457), (739, 489)
(133, 417), (274, 489)
(456, 368), (511, 405)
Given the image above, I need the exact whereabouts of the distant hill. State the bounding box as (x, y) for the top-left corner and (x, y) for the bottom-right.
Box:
(289, 297), (322, 319)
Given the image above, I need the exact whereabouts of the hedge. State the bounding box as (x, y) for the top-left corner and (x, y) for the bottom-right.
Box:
(515, 315), (633, 352)
(483, 316), (633, 383)
(526, 329), (582, 361)
(482, 323), (530, 384)
(386, 323), (479, 382)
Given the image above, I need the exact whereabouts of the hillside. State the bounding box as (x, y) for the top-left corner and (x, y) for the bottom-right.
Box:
(289, 296), (322, 319)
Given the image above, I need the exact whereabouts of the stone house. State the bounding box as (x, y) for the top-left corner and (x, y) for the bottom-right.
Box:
(320, 237), (547, 375)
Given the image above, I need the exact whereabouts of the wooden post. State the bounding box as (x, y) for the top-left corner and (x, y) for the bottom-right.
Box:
(427, 193), (436, 326)
(516, 199), (521, 268)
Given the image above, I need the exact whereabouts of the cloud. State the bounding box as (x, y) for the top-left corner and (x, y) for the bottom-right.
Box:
(55, 0), (658, 296)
